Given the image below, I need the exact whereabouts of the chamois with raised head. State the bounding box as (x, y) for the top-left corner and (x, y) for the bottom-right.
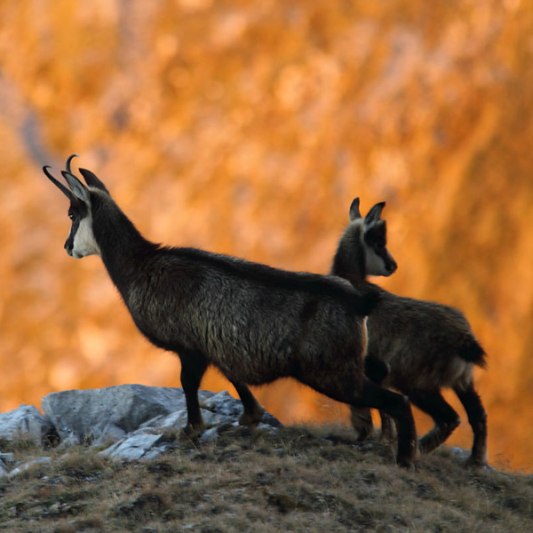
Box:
(42, 157), (418, 467)
(331, 198), (487, 466)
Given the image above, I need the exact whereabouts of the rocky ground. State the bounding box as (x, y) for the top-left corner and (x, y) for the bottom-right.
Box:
(0, 386), (532, 532)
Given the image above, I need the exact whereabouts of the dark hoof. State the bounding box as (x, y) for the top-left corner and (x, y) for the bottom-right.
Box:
(355, 426), (373, 442)
(238, 409), (264, 427)
(397, 439), (418, 468)
(418, 439), (437, 455)
(465, 456), (491, 470)
(397, 456), (417, 469)
(180, 423), (205, 440)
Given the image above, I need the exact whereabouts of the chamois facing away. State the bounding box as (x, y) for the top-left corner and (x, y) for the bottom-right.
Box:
(331, 198), (487, 466)
(42, 157), (418, 467)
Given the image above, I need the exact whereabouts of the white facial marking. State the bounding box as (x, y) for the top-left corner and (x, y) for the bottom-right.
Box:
(72, 214), (100, 258)
(364, 247), (390, 276)
(356, 221), (392, 277)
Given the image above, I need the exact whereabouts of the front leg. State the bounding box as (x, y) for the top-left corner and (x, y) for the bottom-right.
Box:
(179, 351), (209, 436)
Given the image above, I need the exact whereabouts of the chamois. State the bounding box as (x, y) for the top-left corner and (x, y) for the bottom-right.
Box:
(42, 157), (417, 467)
(332, 198), (487, 465)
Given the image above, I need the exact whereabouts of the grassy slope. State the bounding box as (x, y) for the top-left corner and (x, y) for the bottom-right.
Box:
(0, 425), (531, 532)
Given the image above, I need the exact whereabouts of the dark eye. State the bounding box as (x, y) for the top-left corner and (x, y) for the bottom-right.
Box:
(68, 212), (74, 221)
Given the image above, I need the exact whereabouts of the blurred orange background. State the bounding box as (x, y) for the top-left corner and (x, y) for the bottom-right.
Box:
(0, 1), (531, 471)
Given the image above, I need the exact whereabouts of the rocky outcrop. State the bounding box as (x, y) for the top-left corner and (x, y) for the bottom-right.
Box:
(0, 404), (55, 445)
(0, 385), (281, 477)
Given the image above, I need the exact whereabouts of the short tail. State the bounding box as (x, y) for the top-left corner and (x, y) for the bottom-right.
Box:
(459, 337), (487, 368)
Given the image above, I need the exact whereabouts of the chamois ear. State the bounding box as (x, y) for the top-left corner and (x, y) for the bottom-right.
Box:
(365, 201), (386, 224)
(79, 168), (110, 194)
(349, 198), (362, 221)
(61, 171), (90, 204)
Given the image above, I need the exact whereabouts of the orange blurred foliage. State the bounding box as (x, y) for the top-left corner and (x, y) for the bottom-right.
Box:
(0, 0), (532, 471)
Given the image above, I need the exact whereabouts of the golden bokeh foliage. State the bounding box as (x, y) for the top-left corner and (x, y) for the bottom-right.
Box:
(0, 1), (531, 470)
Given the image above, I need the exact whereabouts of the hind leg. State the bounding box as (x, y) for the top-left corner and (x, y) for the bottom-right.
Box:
(379, 411), (397, 442)
(179, 351), (209, 435)
(358, 379), (417, 467)
(408, 390), (460, 454)
(350, 407), (373, 441)
(230, 380), (265, 426)
(304, 373), (416, 467)
(454, 383), (487, 466)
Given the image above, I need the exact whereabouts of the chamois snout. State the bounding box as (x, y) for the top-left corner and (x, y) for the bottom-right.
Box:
(384, 254), (398, 276)
(64, 239), (73, 256)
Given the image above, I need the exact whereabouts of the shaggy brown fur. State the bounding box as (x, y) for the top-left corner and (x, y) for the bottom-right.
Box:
(331, 198), (487, 466)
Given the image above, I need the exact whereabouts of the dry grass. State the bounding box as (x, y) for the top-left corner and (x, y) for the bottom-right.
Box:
(1, 425), (531, 532)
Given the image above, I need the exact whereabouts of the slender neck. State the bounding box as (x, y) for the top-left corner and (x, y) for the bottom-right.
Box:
(91, 196), (157, 295)
(330, 225), (368, 287)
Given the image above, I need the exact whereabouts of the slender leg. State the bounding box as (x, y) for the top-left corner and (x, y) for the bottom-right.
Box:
(362, 355), (393, 441)
(454, 383), (488, 466)
(179, 351), (209, 435)
(357, 379), (417, 467)
(350, 407), (373, 441)
(379, 412), (397, 442)
(408, 390), (460, 454)
(303, 372), (417, 468)
(230, 380), (265, 426)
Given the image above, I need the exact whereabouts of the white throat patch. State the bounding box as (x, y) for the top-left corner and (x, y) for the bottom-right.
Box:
(72, 213), (100, 258)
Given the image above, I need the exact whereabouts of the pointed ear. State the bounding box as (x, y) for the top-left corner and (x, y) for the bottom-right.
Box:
(61, 171), (90, 204)
(365, 201), (386, 224)
(79, 168), (110, 194)
(349, 198), (362, 221)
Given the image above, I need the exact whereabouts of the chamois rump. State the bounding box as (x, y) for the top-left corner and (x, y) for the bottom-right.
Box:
(42, 156), (417, 467)
(332, 198), (487, 466)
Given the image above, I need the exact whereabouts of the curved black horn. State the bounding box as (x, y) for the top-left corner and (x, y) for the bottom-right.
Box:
(43, 165), (74, 200)
(65, 153), (79, 174)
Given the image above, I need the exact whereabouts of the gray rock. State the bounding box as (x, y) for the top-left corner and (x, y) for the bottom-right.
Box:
(139, 409), (189, 431)
(0, 405), (54, 445)
(7, 456), (52, 478)
(199, 425), (229, 444)
(137, 390), (281, 433)
(99, 432), (169, 461)
(42, 384), (190, 444)
(201, 391), (281, 427)
(93, 423), (127, 447)
(449, 447), (471, 462)
(0, 452), (15, 464)
(0, 385), (281, 461)
(202, 391), (244, 417)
